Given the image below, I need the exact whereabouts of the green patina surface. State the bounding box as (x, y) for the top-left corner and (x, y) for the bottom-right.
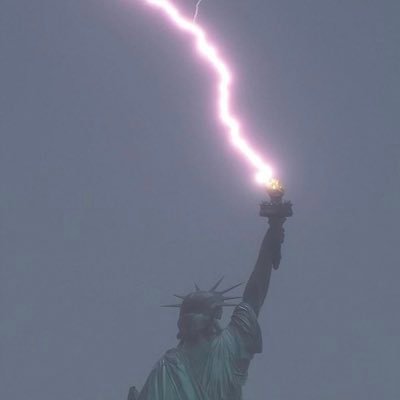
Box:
(138, 303), (261, 400)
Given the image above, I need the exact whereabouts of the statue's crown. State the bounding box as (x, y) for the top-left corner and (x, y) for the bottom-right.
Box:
(162, 277), (243, 315)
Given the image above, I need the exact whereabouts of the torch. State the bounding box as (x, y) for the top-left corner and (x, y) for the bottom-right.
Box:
(260, 179), (293, 269)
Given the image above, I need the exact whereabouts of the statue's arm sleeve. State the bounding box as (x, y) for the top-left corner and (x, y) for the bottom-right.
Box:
(228, 302), (262, 359)
(242, 229), (275, 316)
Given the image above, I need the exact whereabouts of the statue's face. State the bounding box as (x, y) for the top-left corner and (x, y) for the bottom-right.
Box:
(177, 292), (224, 340)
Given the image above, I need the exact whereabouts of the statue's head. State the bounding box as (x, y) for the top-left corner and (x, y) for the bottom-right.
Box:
(162, 278), (242, 342)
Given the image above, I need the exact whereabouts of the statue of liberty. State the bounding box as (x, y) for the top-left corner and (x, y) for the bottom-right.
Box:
(128, 183), (292, 400)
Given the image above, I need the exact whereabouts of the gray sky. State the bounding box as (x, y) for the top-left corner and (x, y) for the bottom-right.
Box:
(1, 1), (399, 399)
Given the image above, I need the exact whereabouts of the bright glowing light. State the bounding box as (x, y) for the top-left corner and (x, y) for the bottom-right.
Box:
(267, 178), (284, 193)
(193, 0), (203, 22)
(139, 0), (274, 186)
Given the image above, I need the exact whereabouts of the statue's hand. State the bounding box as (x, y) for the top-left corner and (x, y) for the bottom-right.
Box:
(268, 217), (286, 269)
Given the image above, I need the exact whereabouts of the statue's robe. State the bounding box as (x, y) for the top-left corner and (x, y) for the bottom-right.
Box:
(138, 303), (262, 400)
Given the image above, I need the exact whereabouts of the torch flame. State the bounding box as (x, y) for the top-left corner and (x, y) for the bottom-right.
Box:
(268, 178), (283, 191)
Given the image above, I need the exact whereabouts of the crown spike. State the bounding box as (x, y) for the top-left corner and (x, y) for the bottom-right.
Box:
(173, 294), (186, 300)
(222, 296), (242, 301)
(194, 283), (200, 291)
(210, 276), (224, 292)
(219, 282), (244, 294)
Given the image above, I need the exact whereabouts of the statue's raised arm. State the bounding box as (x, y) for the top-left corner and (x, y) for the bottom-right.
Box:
(243, 217), (286, 316)
(243, 180), (292, 316)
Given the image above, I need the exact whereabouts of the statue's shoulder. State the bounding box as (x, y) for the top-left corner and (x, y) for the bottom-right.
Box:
(224, 302), (262, 356)
(153, 347), (183, 369)
(164, 347), (181, 364)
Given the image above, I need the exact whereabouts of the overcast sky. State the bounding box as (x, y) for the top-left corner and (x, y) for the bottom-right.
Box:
(1, 1), (399, 399)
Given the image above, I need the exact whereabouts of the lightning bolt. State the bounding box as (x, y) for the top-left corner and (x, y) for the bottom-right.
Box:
(139, 0), (274, 185)
(193, 0), (203, 22)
